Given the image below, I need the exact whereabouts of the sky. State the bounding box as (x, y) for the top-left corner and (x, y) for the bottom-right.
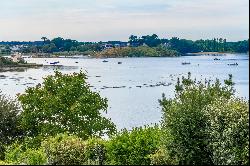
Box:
(0, 0), (249, 42)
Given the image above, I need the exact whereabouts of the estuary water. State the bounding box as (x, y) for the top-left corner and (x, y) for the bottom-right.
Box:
(0, 54), (249, 130)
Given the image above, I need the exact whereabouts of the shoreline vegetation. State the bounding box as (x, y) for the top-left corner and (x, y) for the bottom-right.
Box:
(1, 35), (249, 58)
(24, 51), (247, 58)
(0, 56), (43, 71)
(0, 64), (43, 72)
(94, 46), (181, 58)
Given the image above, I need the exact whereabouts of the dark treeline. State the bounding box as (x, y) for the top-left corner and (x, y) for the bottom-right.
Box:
(128, 35), (249, 53)
(0, 35), (249, 55)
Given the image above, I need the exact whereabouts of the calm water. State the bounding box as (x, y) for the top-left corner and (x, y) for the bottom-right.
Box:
(0, 54), (249, 130)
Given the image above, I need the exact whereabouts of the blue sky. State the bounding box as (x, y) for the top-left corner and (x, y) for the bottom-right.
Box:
(0, 0), (249, 41)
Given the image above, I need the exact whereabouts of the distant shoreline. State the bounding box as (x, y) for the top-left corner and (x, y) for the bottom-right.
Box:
(0, 63), (43, 67)
(1, 52), (248, 60)
(186, 52), (249, 55)
(186, 52), (230, 55)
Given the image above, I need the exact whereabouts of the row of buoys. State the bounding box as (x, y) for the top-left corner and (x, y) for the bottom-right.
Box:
(181, 60), (239, 66)
(99, 82), (172, 90)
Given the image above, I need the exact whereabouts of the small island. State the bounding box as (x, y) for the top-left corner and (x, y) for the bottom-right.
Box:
(0, 53), (43, 72)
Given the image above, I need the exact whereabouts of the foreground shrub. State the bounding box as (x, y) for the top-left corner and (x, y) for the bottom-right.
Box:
(0, 92), (23, 160)
(159, 73), (249, 165)
(18, 71), (116, 139)
(85, 138), (107, 165)
(149, 148), (178, 165)
(0, 160), (12, 165)
(41, 134), (87, 165)
(206, 98), (249, 165)
(41, 133), (105, 165)
(105, 126), (161, 165)
(5, 143), (47, 165)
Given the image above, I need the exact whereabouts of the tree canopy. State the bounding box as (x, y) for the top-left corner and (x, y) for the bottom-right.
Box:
(18, 71), (116, 139)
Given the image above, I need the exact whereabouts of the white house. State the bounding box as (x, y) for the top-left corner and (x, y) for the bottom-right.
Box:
(11, 52), (23, 63)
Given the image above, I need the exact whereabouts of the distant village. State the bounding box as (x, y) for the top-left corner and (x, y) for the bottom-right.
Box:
(0, 40), (132, 61)
(0, 40), (130, 53)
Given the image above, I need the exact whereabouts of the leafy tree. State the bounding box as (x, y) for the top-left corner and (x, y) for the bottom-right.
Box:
(41, 43), (58, 53)
(139, 34), (161, 47)
(169, 37), (200, 53)
(128, 35), (139, 46)
(41, 37), (47, 45)
(159, 73), (249, 165)
(18, 71), (116, 139)
(0, 92), (23, 160)
(51, 37), (65, 51)
(63, 39), (78, 52)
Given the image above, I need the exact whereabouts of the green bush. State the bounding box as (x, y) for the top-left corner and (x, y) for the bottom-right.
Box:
(0, 57), (17, 66)
(18, 71), (116, 139)
(41, 133), (104, 165)
(0, 92), (23, 160)
(105, 125), (161, 165)
(159, 73), (249, 165)
(85, 138), (106, 165)
(149, 148), (178, 165)
(205, 97), (249, 165)
(5, 142), (47, 165)
(0, 160), (12, 165)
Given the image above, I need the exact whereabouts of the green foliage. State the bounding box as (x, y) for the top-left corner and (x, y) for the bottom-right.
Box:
(19, 37), (102, 54)
(5, 143), (47, 165)
(128, 34), (161, 47)
(0, 45), (11, 55)
(41, 134), (86, 165)
(18, 71), (116, 139)
(41, 133), (104, 165)
(169, 37), (200, 53)
(3, 36), (249, 55)
(0, 93), (23, 160)
(0, 57), (18, 66)
(105, 126), (161, 165)
(96, 46), (179, 58)
(205, 98), (249, 165)
(41, 43), (58, 53)
(159, 73), (249, 165)
(0, 160), (12, 165)
(85, 138), (107, 165)
(128, 35), (249, 53)
(149, 148), (178, 165)
(4, 134), (107, 165)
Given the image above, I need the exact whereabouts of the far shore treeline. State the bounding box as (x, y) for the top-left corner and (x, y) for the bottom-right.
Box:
(0, 34), (249, 57)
